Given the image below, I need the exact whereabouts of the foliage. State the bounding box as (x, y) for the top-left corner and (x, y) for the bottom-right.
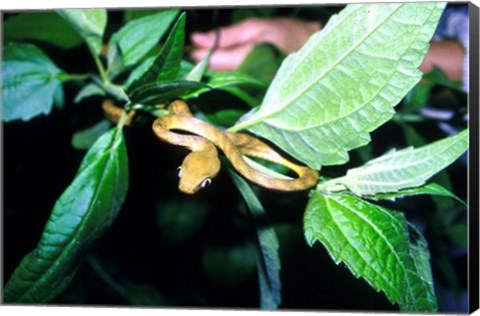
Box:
(3, 3), (468, 312)
(4, 128), (128, 302)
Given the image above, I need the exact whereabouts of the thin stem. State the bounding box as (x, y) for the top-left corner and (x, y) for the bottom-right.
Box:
(59, 73), (92, 82)
(86, 255), (127, 298)
(117, 107), (130, 129)
(91, 53), (130, 102)
(113, 107), (130, 141)
(93, 54), (109, 83)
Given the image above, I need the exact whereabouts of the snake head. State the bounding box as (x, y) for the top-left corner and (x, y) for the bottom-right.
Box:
(177, 150), (221, 194)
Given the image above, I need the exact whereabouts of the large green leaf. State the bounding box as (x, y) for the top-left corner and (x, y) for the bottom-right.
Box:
(2, 43), (64, 122)
(229, 170), (281, 309)
(230, 3), (446, 169)
(321, 129), (468, 196)
(3, 12), (84, 49)
(56, 9), (107, 56)
(4, 128), (129, 303)
(304, 192), (437, 311)
(126, 12), (186, 94)
(109, 9), (179, 67)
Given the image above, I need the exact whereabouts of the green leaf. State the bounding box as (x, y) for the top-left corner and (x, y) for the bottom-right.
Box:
(56, 9), (107, 56)
(109, 9), (179, 67)
(399, 123), (457, 210)
(3, 12), (84, 49)
(204, 109), (245, 127)
(402, 66), (463, 112)
(4, 128), (129, 303)
(323, 129), (468, 196)
(184, 72), (266, 105)
(74, 83), (106, 103)
(369, 183), (466, 207)
(128, 80), (209, 105)
(237, 43), (285, 82)
(53, 84), (65, 109)
(106, 42), (125, 79)
(2, 43), (64, 122)
(71, 119), (112, 150)
(404, 224), (437, 311)
(126, 12), (186, 93)
(123, 56), (155, 88)
(230, 3), (446, 169)
(124, 9), (166, 22)
(229, 170), (282, 309)
(184, 48), (212, 82)
(304, 192), (437, 311)
(125, 57), (191, 89)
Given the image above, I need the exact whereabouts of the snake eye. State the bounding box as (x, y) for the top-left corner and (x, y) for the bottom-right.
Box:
(201, 178), (212, 188)
(176, 167), (182, 178)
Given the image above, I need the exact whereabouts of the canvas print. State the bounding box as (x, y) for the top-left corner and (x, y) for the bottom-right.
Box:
(2, 2), (475, 313)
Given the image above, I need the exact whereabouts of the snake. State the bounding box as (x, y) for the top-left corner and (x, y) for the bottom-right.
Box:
(102, 99), (319, 194)
(152, 100), (319, 194)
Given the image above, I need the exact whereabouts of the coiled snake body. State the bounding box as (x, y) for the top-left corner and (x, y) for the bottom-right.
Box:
(103, 99), (319, 194)
(152, 100), (319, 194)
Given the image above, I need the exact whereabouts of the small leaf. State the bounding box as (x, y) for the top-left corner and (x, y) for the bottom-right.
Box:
(185, 71), (266, 102)
(109, 9), (179, 67)
(4, 128), (129, 303)
(304, 192), (437, 311)
(3, 12), (84, 49)
(56, 9), (107, 56)
(184, 48), (212, 82)
(126, 12), (186, 93)
(230, 3), (446, 169)
(53, 84), (65, 109)
(2, 43), (64, 122)
(106, 42), (125, 78)
(71, 119), (112, 150)
(74, 83), (106, 103)
(229, 170), (281, 309)
(128, 80), (209, 105)
(369, 183), (466, 207)
(324, 129), (468, 196)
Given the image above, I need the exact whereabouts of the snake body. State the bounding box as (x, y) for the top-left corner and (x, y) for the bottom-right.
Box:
(152, 100), (319, 194)
(102, 99), (319, 194)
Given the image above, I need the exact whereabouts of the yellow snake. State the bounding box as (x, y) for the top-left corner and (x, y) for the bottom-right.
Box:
(103, 99), (319, 194)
